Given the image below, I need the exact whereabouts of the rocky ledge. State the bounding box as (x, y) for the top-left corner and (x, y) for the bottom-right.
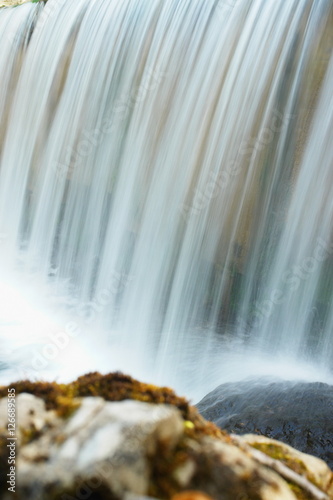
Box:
(0, 372), (332, 500)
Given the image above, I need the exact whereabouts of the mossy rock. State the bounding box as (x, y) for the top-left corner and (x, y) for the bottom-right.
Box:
(1, 373), (332, 500)
(0, 371), (227, 440)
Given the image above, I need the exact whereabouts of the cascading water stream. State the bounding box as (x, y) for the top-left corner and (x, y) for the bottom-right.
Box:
(252, 53), (333, 366)
(0, 0), (332, 397)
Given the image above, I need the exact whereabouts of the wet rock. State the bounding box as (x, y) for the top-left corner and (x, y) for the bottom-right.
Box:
(196, 378), (333, 468)
(184, 436), (297, 500)
(0, 373), (332, 500)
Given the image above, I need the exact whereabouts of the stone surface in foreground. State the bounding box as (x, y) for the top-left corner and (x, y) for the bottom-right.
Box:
(0, 372), (332, 500)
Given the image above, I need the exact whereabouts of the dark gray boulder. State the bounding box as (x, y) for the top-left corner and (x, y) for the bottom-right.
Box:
(196, 378), (333, 468)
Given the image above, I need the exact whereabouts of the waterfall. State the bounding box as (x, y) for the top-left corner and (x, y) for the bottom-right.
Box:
(0, 0), (332, 396)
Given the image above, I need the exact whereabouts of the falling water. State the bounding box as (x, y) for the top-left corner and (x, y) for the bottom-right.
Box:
(0, 0), (332, 397)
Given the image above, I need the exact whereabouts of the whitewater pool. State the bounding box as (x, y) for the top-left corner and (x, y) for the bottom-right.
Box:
(1, 273), (333, 402)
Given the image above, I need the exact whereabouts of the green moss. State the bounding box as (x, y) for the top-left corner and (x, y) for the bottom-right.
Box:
(53, 396), (82, 419)
(20, 426), (42, 445)
(252, 443), (306, 471)
(250, 443), (323, 500)
(287, 482), (313, 500)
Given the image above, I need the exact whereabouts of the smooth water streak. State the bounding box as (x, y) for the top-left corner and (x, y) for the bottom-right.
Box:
(0, 0), (332, 396)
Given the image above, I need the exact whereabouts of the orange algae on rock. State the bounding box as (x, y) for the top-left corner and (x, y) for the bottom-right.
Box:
(171, 491), (215, 500)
